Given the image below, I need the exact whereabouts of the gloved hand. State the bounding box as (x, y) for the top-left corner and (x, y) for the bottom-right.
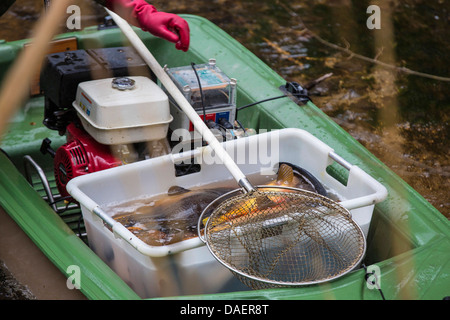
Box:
(105, 0), (190, 51)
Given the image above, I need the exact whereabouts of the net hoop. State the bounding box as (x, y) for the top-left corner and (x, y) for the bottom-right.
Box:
(198, 185), (367, 288)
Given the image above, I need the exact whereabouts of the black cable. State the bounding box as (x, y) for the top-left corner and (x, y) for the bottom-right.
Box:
(235, 119), (246, 134)
(234, 92), (310, 135)
(278, 162), (328, 197)
(237, 93), (311, 111)
(191, 62), (209, 146)
(47, 195), (73, 206)
(190, 62), (207, 121)
(55, 200), (72, 215)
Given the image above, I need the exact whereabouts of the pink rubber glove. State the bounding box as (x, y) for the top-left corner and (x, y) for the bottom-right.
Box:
(105, 0), (190, 51)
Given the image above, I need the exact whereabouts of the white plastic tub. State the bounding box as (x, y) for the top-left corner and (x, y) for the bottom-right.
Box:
(67, 128), (387, 298)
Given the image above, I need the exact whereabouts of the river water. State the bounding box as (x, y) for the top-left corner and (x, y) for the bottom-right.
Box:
(0, 0), (448, 220)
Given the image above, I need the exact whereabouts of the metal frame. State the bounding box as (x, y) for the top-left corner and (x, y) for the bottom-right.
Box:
(22, 155), (85, 239)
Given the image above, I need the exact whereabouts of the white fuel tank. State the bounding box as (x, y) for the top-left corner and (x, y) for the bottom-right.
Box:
(73, 76), (172, 145)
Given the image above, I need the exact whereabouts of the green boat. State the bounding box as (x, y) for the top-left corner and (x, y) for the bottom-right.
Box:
(0, 15), (449, 300)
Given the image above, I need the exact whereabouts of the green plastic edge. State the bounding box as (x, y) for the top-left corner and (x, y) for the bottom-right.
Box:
(0, 152), (140, 300)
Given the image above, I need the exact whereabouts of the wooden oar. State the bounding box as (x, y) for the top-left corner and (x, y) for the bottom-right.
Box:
(0, 0), (72, 141)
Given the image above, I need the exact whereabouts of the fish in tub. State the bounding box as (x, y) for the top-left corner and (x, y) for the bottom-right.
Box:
(102, 162), (329, 247)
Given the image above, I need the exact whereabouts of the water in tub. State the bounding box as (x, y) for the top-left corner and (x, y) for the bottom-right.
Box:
(100, 163), (336, 246)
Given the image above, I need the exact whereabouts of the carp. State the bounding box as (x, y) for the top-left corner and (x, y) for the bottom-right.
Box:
(112, 162), (327, 246)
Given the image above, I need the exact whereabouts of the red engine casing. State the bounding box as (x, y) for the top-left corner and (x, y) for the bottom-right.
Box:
(54, 122), (122, 198)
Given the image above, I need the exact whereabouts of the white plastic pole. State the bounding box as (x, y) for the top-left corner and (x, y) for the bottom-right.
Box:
(104, 8), (252, 190)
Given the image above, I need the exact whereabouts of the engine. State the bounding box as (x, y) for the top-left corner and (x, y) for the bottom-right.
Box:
(51, 75), (172, 197)
(39, 47), (175, 197)
(39, 47), (243, 199)
(54, 122), (122, 197)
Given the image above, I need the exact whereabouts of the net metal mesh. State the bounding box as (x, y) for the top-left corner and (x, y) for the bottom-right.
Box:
(203, 187), (366, 289)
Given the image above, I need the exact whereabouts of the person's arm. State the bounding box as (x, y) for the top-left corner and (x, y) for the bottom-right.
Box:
(95, 0), (189, 51)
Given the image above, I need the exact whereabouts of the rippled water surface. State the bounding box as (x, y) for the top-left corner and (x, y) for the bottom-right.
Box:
(0, 0), (448, 218)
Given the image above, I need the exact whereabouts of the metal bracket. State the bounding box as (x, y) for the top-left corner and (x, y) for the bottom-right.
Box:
(279, 81), (311, 105)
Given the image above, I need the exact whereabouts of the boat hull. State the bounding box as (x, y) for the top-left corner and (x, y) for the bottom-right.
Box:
(0, 15), (449, 300)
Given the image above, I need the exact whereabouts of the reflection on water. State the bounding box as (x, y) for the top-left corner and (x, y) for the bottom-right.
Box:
(0, 0), (448, 218)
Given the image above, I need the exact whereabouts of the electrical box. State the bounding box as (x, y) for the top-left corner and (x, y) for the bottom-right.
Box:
(165, 59), (237, 141)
